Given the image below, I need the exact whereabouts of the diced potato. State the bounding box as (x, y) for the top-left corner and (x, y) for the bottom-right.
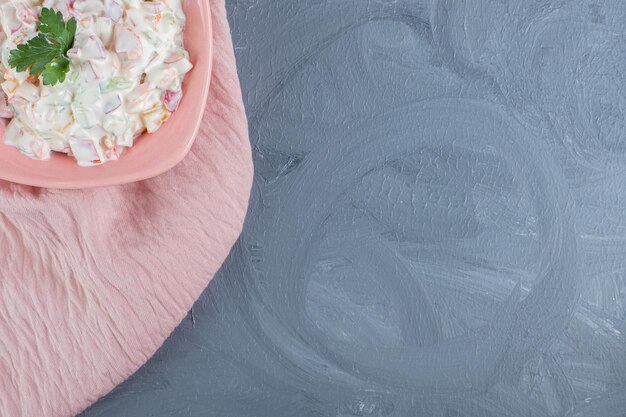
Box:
(141, 106), (169, 133)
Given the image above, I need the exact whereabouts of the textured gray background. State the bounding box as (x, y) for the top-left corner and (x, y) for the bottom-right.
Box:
(81, 0), (626, 416)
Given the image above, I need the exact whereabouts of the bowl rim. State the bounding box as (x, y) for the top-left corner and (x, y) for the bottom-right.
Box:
(0, 0), (212, 189)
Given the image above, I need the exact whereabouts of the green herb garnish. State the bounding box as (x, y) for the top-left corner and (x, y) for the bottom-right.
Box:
(8, 8), (77, 86)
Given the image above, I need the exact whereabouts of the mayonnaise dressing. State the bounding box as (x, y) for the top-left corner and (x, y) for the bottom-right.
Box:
(0, 0), (192, 166)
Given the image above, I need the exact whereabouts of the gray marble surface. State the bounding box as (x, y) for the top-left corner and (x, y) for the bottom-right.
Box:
(81, 1), (626, 416)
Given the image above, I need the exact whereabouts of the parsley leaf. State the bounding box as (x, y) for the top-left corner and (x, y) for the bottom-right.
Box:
(38, 8), (77, 48)
(41, 56), (71, 85)
(9, 34), (63, 74)
(8, 8), (77, 86)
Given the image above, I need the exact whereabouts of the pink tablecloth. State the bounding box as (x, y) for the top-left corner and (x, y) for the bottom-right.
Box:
(0, 1), (253, 415)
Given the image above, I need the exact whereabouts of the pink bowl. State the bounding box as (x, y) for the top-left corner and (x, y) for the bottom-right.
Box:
(0, 0), (212, 189)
